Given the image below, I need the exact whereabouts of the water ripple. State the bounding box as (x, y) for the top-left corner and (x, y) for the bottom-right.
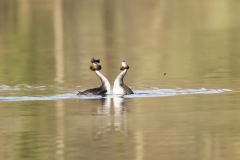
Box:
(0, 87), (232, 101)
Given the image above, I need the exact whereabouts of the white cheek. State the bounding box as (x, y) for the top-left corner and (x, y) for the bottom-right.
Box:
(93, 63), (99, 67)
(122, 61), (127, 67)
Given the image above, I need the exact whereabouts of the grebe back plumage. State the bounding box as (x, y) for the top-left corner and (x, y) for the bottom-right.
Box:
(113, 60), (134, 95)
(77, 58), (111, 95)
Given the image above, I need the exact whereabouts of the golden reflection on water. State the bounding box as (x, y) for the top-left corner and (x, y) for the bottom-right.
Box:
(54, 0), (64, 84)
(54, 0), (65, 159)
(55, 100), (65, 160)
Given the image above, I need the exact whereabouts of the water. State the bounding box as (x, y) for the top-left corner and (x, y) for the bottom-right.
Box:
(1, 0), (240, 160)
(0, 85), (232, 101)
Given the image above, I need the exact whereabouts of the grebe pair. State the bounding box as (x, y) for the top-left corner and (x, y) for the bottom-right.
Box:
(77, 58), (133, 95)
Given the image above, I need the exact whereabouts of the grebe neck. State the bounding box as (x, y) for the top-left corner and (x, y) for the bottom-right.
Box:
(114, 69), (128, 85)
(113, 69), (134, 95)
(95, 70), (111, 94)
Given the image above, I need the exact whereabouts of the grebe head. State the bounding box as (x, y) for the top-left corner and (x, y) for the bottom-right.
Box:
(90, 62), (102, 71)
(120, 60), (129, 70)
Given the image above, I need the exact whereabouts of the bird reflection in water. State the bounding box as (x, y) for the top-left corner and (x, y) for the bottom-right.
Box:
(93, 95), (128, 141)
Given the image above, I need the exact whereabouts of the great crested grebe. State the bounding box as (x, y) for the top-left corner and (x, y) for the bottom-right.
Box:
(113, 60), (134, 95)
(77, 58), (111, 95)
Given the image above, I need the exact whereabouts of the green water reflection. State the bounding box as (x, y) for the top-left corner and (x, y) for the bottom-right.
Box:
(0, 0), (240, 160)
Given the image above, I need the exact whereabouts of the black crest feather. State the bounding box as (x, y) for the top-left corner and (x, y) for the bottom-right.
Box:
(91, 58), (100, 63)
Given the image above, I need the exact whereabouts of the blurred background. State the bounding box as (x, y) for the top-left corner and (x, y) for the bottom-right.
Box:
(0, 0), (240, 90)
(1, 0), (240, 160)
